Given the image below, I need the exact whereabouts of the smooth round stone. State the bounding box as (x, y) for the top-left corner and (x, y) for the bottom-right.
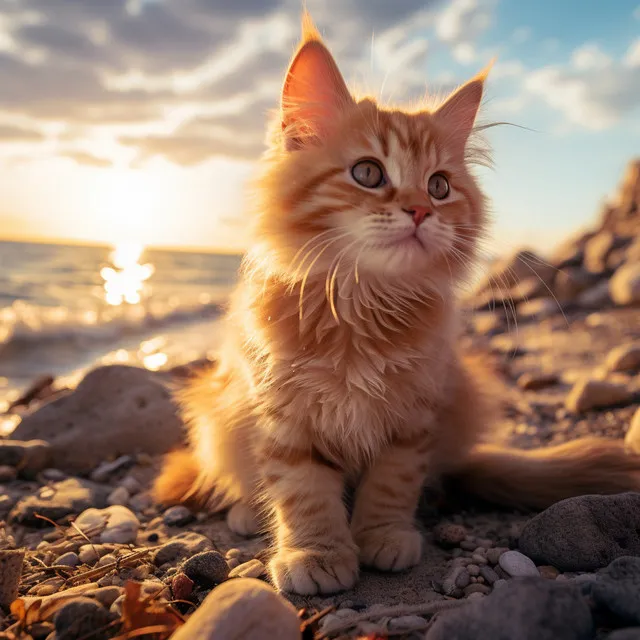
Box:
(464, 583), (491, 596)
(471, 553), (488, 565)
(97, 554), (117, 568)
(0, 466), (17, 482)
(54, 598), (116, 640)
(467, 564), (480, 577)
(163, 505), (193, 527)
(454, 569), (471, 589)
(499, 550), (539, 578)
(228, 559), (266, 579)
(479, 565), (500, 585)
(227, 558), (240, 570)
(171, 578), (300, 640)
(433, 523), (468, 547)
(486, 548), (507, 565)
(57, 552), (80, 567)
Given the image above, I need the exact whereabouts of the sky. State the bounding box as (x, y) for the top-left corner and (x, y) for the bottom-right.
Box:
(0, 0), (639, 255)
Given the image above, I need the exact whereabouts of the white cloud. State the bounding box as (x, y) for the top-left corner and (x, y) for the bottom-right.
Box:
(625, 38), (640, 66)
(571, 43), (612, 70)
(434, 0), (495, 63)
(524, 39), (640, 130)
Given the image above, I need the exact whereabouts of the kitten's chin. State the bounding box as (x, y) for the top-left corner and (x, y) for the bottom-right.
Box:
(357, 239), (432, 278)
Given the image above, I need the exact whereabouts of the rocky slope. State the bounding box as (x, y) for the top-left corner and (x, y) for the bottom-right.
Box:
(0, 159), (638, 639)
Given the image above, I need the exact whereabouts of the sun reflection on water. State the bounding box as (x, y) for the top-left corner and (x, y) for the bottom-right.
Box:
(100, 243), (155, 306)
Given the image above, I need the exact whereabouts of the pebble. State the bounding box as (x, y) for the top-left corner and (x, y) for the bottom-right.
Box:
(388, 616), (428, 632)
(592, 556), (640, 625)
(538, 565), (559, 580)
(41, 468), (67, 481)
(119, 475), (143, 495)
(129, 492), (154, 512)
(465, 592), (486, 601)
(493, 579), (508, 590)
(171, 578), (300, 640)
(433, 523), (468, 547)
(79, 545), (105, 564)
(97, 554), (117, 568)
(517, 372), (559, 391)
(229, 559), (266, 579)
(57, 552), (80, 567)
(565, 378), (632, 413)
(606, 343), (640, 372)
(442, 566), (468, 596)
(181, 551), (230, 587)
(0, 466), (17, 482)
(54, 597), (117, 640)
(90, 456), (134, 483)
(499, 551), (539, 578)
(227, 558), (240, 570)
(454, 569), (471, 589)
(464, 583), (491, 596)
(107, 486), (130, 506)
(226, 548), (242, 559)
(471, 553), (488, 565)
(153, 532), (214, 566)
(485, 547), (507, 565)
(92, 586), (124, 609)
(163, 505), (194, 526)
(459, 540), (477, 551)
(467, 564), (480, 577)
(172, 572), (194, 600)
(610, 263), (640, 305)
(76, 505), (140, 544)
(479, 566), (499, 585)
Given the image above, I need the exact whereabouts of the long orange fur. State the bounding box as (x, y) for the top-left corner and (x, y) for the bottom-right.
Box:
(155, 16), (640, 595)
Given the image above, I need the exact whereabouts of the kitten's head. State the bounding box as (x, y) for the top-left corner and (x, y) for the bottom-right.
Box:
(255, 15), (490, 292)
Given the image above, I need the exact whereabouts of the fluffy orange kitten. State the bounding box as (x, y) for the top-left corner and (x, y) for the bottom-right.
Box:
(156, 17), (640, 595)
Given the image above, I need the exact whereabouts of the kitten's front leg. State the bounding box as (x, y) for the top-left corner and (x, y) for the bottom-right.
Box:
(261, 443), (358, 595)
(351, 432), (431, 571)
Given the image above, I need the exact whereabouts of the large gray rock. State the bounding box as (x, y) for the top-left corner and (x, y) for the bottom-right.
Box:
(171, 578), (300, 640)
(519, 493), (640, 572)
(425, 578), (593, 640)
(592, 556), (640, 625)
(12, 365), (185, 473)
(0, 440), (51, 475)
(9, 478), (109, 525)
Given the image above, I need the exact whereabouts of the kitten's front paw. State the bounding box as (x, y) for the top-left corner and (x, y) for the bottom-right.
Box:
(356, 525), (423, 571)
(227, 502), (260, 536)
(270, 545), (359, 595)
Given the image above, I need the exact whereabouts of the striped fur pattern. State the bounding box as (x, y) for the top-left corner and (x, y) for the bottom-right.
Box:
(155, 16), (640, 595)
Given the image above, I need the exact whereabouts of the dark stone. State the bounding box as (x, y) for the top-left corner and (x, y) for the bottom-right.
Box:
(9, 478), (109, 525)
(519, 493), (640, 572)
(181, 551), (229, 588)
(425, 578), (593, 640)
(153, 532), (214, 566)
(0, 440), (51, 476)
(54, 598), (117, 640)
(608, 630), (640, 640)
(592, 556), (640, 625)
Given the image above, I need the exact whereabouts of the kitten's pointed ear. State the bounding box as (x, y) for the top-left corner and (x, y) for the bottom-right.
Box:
(281, 13), (354, 150)
(433, 60), (493, 147)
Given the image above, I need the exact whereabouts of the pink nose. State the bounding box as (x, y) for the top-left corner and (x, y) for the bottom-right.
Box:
(402, 205), (431, 226)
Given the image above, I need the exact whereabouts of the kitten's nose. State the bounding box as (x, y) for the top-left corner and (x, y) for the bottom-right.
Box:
(402, 205), (431, 226)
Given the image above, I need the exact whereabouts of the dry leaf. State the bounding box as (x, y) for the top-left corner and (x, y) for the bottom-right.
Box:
(119, 581), (184, 639)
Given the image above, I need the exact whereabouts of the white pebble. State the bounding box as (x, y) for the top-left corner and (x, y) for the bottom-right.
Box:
(499, 550), (539, 578)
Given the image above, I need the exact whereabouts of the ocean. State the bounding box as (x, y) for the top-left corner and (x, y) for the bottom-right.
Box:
(0, 240), (242, 407)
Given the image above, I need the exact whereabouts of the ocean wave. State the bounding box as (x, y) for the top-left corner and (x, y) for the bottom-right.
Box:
(0, 296), (225, 357)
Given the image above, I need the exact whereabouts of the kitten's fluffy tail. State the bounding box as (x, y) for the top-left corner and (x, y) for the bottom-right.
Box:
(450, 437), (640, 510)
(153, 449), (203, 508)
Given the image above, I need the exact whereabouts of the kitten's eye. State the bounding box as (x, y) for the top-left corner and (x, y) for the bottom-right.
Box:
(351, 160), (385, 188)
(427, 173), (450, 200)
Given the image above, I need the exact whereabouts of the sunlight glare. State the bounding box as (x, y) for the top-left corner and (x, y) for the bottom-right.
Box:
(100, 242), (155, 306)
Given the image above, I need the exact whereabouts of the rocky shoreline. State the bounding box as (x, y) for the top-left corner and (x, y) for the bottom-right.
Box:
(0, 159), (639, 639)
